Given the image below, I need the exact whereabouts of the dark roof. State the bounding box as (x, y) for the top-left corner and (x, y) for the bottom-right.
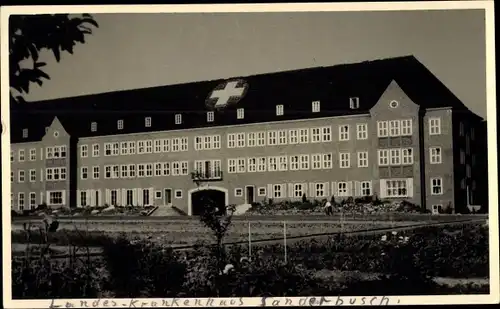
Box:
(10, 55), (474, 143)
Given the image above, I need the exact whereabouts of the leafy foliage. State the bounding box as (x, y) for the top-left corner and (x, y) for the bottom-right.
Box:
(9, 14), (98, 103)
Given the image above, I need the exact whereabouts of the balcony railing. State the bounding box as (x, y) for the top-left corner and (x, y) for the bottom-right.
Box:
(191, 169), (223, 182)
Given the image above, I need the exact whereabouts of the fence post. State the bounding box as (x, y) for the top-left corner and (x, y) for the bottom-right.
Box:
(283, 221), (287, 264)
(248, 221), (252, 260)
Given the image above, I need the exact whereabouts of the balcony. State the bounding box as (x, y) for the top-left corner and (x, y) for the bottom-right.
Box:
(190, 169), (223, 183)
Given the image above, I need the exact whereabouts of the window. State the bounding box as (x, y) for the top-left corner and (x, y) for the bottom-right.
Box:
(29, 169), (36, 182)
(459, 122), (464, 136)
(80, 191), (88, 207)
(289, 129), (298, 144)
(10, 151), (13, 162)
(299, 128), (309, 143)
(267, 131), (278, 146)
(29, 192), (36, 209)
(237, 108), (244, 119)
(290, 155), (299, 170)
(112, 165), (119, 179)
(45, 168), (67, 181)
(175, 190), (182, 199)
(389, 100), (399, 108)
(154, 140), (162, 153)
(278, 156), (287, 171)
(385, 179), (409, 197)
(93, 166), (99, 179)
(278, 130), (287, 145)
(257, 132), (266, 146)
(311, 128), (321, 143)
(227, 134), (236, 148)
(247, 133), (256, 147)
(431, 178), (443, 195)
(236, 133), (245, 148)
(293, 183), (305, 198)
(104, 166), (112, 179)
(401, 119), (412, 136)
(349, 97), (359, 109)
(161, 139), (169, 152)
(389, 120), (400, 137)
(339, 152), (350, 168)
(91, 122), (97, 132)
(18, 193), (25, 210)
(175, 114), (182, 124)
(207, 111), (214, 122)
(237, 158), (246, 173)
(357, 152), (368, 168)
(22, 128), (28, 138)
(11, 171), (14, 182)
(315, 183), (327, 198)
(466, 164), (471, 178)
(29, 149), (36, 161)
(48, 191), (64, 206)
(138, 164), (146, 177)
(111, 143), (119, 156)
(378, 149), (389, 166)
(105, 143), (113, 156)
(80, 145), (88, 158)
(235, 188), (243, 197)
(268, 157), (278, 172)
(145, 140), (153, 153)
(172, 162), (181, 176)
(117, 120), (124, 130)
(361, 181), (372, 196)
(171, 138), (180, 152)
(129, 164), (137, 177)
(390, 149), (401, 165)
(146, 163), (153, 177)
(312, 101), (320, 112)
(142, 189), (151, 206)
(247, 158), (257, 172)
(323, 153), (332, 169)
(430, 147), (442, 164)
(18, 170), (25, 183)
(299, 155), (310, 170)
(228, 159), (237, 173)
(258, 187), (267, 196)
(357, 124), (368, 140)
(92, 144), (100, 157)
(276, 104), (284, 116)
(273, 184), (285, 198)
(377, 121), (388, 137)
(180, 137), (188, 151)
(18, 149), (25, 162)
(460, 149), (465, 164)
(339, 125), (349, 141)
(257, 157), (266, 172)
(152, 190), (161, 198)
(338, 182), (348, 196)
(401, 148), (413, 165)
(145, 117), (152, 127)
(429, 117), (441, 135)
(154, 163), (162, 176)
(312, 154), (322, 170)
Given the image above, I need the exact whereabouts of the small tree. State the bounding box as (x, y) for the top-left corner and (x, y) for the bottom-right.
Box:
(302, 193), (307, 203)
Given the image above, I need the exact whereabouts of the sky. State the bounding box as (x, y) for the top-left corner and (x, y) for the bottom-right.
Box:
(22, 9), (487, 119)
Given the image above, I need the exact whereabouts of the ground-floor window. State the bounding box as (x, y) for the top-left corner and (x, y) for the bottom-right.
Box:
(361, 181), (372, 196)
(111, 190), (118, 205)
(80, 191), (88, 207)
(235, 188), (243, 197)
(175, 190), (182, 199)
(273, 184), (285, 198)
(48, 191), (64, 206)
(431, 177), (443, 195)
(432, 204), (443, 214)
(258, 187), (267, 196)
(385, 179), (409, 197)
(29, 192), (36, 209)
(126, 190), (133, 205)
(315, 183), (326, 197)
(18, 192), (25, 210)
(293, 183), (305, 198)
(155, 190), (162, 199)
(338, 182), (348, 196)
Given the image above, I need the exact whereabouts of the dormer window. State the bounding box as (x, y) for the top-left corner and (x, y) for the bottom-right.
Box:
(349, 97), (359, 109)
(312, 101), (320, 113)
(276, 104), (284, 116)
(117, 120), (124, 130)
(175, 114), (182, 125)
(91, 122), (97, 132)
(207, 111), (214, 122)
(237, 108), (245, 120)
(145, 117), (152, 128)
(22, 128), (28, 138)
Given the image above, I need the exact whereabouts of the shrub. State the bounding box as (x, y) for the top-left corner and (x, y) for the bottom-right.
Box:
(101, 235), (187, 297)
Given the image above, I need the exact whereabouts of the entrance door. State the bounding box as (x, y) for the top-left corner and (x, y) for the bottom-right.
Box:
(191, 189), (226, 216)
(95, 191), (99, 206)
(164, 189), (172, 206)
(245, 186), (255, 204)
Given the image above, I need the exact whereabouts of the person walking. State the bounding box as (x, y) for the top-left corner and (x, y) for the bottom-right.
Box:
(324, 199), (333, 216)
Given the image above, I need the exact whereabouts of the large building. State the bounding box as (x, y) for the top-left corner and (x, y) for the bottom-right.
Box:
(9, 55), (488, 215)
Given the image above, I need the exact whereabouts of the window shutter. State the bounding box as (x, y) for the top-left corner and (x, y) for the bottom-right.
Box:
(288, 183), (294, 198)
(132, 188), (138, 205)
(40, 191), (44, 205)
(149, 188), (154, 205)
(120, 189), (125, 206)
(309, 183), (315, 198)
(77, 190), (81, 207)
(407, 178), (414, 197)
(90, 190), (95, 207)
(379, 180), (386, 199)
(346, 181), (352, 197)
(281, 184), (286, 199)
(324, 182), (330, 197)
(354, 181), (360, 197)
(332, 182), (338, 197)
(303, 183), (308, 196)
(138, 188), (143, 206)
(86, 190), (91, 207)
(267, 184), (273, 198)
